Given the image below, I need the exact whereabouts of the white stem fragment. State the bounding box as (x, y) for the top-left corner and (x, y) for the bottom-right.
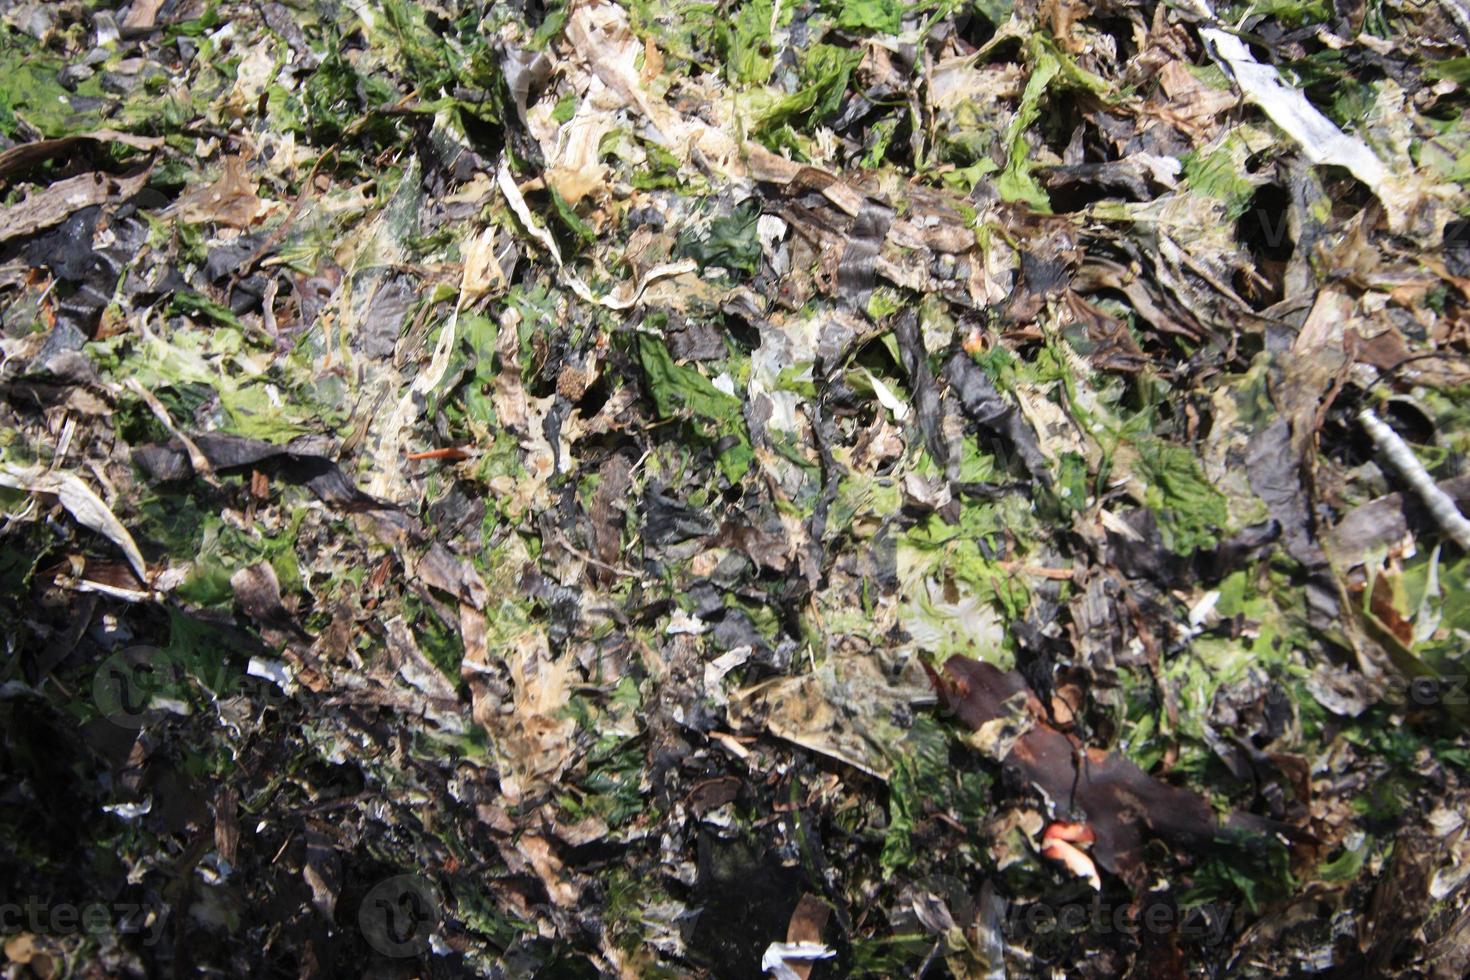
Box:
(497, 162), (564, 267)
(861, 367), (910, 421)
(496, 161), (694, 310)
(125, 378), (218, 485)
(1358, 408), (1470, 551)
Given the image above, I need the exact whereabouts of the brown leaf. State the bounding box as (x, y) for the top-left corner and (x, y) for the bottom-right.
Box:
(302, 826), (341, 918)
(0, 130), (161, 182)
(213, 786), (240, 867)
(687, 776), (742, 816)
(1367, 573), (1415, 647)
(509, 834), (581, 908)
(937, 656), (1309, 887)
(784, 894), (832, 980)
(411, 541), (489, 608)
(178, 155), (273, 229)
(0, 169), (150, 243)
(230, 561), (290, 625)
(121, 0), (167, 30)
(590, 454), (633, 584)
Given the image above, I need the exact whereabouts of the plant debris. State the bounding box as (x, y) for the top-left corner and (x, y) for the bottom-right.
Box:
(2, 0), (1470, 977)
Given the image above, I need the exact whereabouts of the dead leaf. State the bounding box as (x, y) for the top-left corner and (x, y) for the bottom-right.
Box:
(935, 656), (1311, 888)
(302, 826), (342, 918)
(177, 155), (275, 228)
(121, 0), (166, 30)
(0, 463), (149, 583)
(0, 169), (150, 242)
(0, 130), (162, 182)
(784, 894), (832, 980)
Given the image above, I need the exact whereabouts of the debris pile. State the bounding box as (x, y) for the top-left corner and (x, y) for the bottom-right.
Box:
(1, 0), (1469, 976)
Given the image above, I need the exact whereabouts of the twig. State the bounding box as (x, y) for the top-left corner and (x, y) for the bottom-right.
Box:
(125, 378), (219, 486)
(995, 560), (1074, 580)
(237, 143), (339, 281)
(914, 937), (943, 979)
(405, 447), (471, 462)
(553, 530), (643, 580)
(1359, 407), (1470, 550)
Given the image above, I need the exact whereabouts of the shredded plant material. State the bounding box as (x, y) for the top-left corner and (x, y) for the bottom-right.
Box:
(2, 0), (1470, 977)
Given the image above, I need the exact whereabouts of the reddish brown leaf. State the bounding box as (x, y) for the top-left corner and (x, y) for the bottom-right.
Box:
(938, 656), (1309, 888)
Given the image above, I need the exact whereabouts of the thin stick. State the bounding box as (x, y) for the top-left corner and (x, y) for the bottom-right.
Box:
(1359, 407), (1470, 550)
(238, 143), (339, 280)
(995, 560), (1074, 580)
(126, 378), (219, 486)
(405, 447), (471, 462)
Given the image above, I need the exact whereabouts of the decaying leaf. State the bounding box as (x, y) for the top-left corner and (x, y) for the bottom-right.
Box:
(0, 169), (149, 242)
(934, 655), (1311, 887)
(0, 463), (149, 583)
(2, 1), (1469, 976)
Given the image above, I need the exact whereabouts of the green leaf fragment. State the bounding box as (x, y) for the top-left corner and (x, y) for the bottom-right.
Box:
(836, 0), (907, 34)
(676, 198), (763, 276)
(637, 336), (754, 481)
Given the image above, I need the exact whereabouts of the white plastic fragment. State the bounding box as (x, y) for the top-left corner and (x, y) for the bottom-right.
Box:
(103, 797), (153, 820)
(1358, 408), (1470, 550)
(861, 367), (911, 421)
(247, 657), (292, 690)
(665, 609), (708, 635)
(703, 647), (751, 709)
(1200, 28), (1387, 194)
(761, 941), (835, 980)
(1188, 590), (1221, 629)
